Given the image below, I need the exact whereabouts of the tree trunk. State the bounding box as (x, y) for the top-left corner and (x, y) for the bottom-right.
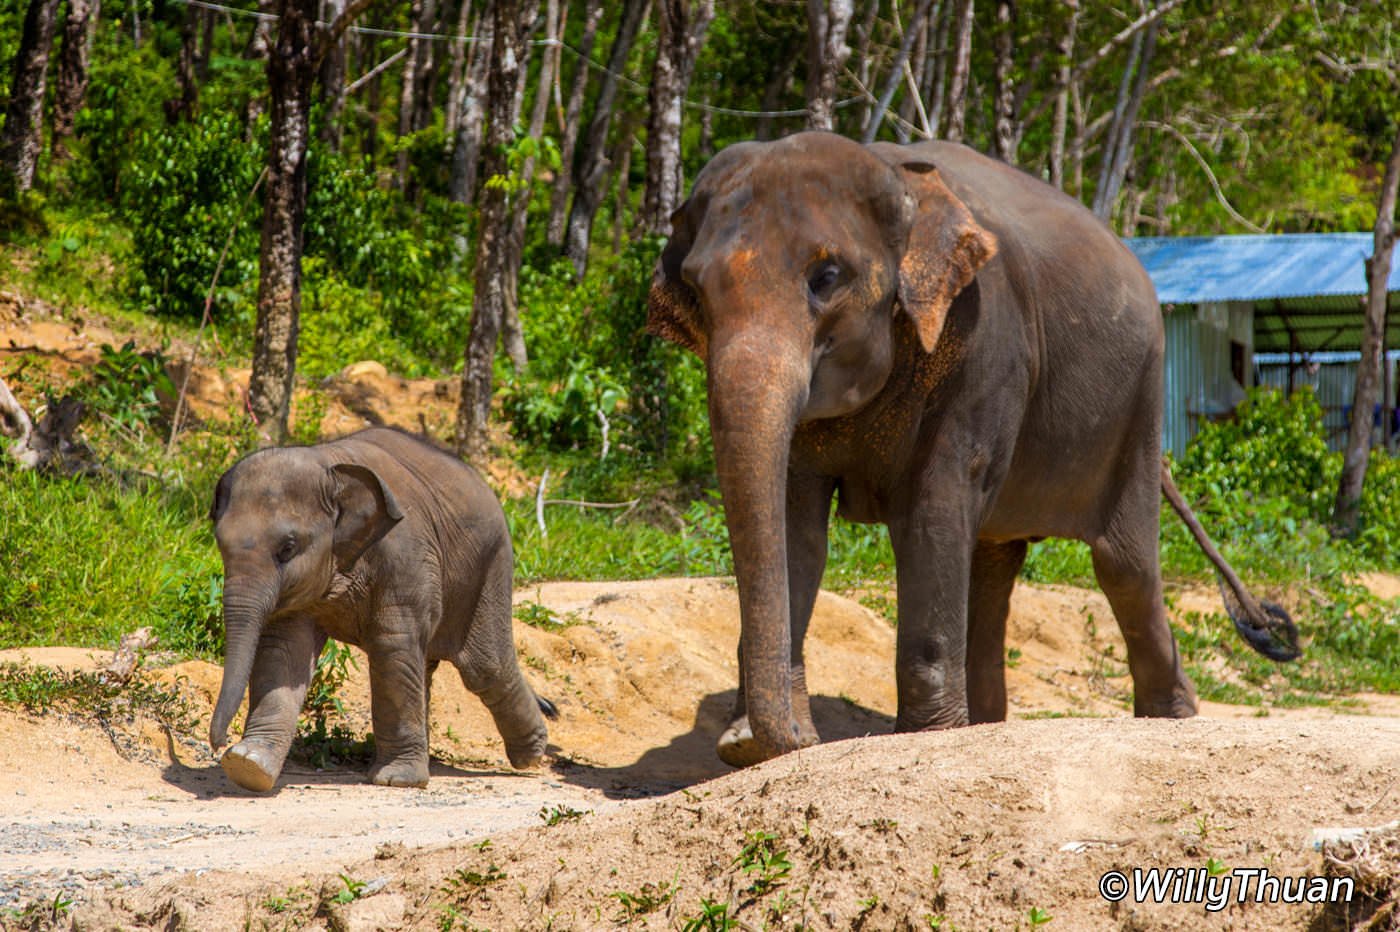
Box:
(805, 0), (853, 132)
(943, 0), (974, 142)
(318, 0), (348, 149)
(1092, 7), (1158, 221)
(991, 0), (1016, 162)
(396, 0), (439, 191)
(1334, 127), (1400, 536)
(563, 0), (647, 279)
(448, 11), (492, 204)
(248, 0), (320, 445)
(851, 0), (881, 132)
(546, 0), (604, 246)
(500, 0), (561, 373)
(443, 0), (473, 141)
(1047, 0), (1078, 189)
(926, 0), (951, 135)
(754, 41), (796, 142)
(456, 0), (540, 459)
(862, 0), (934, 144)
(640, 0), (715, 236)
(171, 3), (201, 122)
(611, 112), (639, 252)
(50, 0), (101, 160)
(896, 3), (932, 141)
(0, 0), (63, 198)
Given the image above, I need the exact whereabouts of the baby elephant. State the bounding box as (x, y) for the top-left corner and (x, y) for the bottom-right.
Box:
(208, 427), (554, 792)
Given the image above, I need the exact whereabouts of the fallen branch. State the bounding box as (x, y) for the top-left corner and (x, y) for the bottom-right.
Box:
(101, 627), (158, 685)
(0, 373), (41, 468)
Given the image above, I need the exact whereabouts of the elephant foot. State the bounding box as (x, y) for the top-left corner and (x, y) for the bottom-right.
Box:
(369, 755), (429, 788)
(716, 716), (818, 768)
(1133, 677), (1198, 719)
(503, 724), (549, 770)
(221, 742), (281, 792)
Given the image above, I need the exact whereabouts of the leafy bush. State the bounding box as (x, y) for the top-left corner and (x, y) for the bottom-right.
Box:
(72, 38), (178, 202)
(123, 110), (262, 320)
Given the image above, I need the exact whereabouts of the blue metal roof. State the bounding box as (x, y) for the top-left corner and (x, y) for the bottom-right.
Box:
(1124, 233), (1400, 304)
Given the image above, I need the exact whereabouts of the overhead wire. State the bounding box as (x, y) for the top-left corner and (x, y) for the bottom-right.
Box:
(168, 0), (864, 119)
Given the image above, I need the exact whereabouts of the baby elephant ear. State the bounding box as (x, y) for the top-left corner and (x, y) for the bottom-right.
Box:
(646, 205), (708, 357)
(330, 463), (404, 569)
(895, 161), (997, 354)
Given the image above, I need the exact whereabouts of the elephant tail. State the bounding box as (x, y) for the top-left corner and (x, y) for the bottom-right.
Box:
(537, 693), (560, 720)
(1160, 461), (1301, 662)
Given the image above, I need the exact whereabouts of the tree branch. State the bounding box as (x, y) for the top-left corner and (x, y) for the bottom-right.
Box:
(1140, 120), (1267, 233)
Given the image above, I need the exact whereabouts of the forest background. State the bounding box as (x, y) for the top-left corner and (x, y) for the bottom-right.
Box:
(1, 0), (1399, 713)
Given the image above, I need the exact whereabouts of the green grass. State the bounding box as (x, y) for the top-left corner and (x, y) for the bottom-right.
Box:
(0, 463), (223, 655)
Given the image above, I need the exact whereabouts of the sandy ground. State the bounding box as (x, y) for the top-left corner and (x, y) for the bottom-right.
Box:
(1, 578), (1397, 931)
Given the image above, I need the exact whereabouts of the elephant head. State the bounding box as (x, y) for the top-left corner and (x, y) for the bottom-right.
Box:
(207, 449), (403, 752)
(647, 132), (996, 762)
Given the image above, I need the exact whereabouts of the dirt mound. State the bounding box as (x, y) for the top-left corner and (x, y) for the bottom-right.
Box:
(3, 578), (1397, 930)
(79, 718), (1400, 931)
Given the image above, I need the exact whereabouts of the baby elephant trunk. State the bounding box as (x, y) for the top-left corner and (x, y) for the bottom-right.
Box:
(209, 579), (277, 750)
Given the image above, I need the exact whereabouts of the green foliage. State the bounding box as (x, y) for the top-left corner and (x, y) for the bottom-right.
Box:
(294, 641), (373, 769)
(0, 663), (198, 734)
(123, 110), (262, 320)
(734, 830), (792, 897)
(681, 898), (738, 932)
(83, 341), (176, 431)
(610, 878), (679, 921)
(73, 38), (178, 203)
(538, 804), (589, 826)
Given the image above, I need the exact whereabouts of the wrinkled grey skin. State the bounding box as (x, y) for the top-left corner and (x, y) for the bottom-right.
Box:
(208, 427), (551, 792)
(648, 132), (1280, 767)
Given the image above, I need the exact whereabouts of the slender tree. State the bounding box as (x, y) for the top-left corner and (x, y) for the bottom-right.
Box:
(1334, 126), (1400, 536)
(1047, 0), (1078, 189)
(1092, 3), (1159, 220)
(862, 0), (935, 143)
(396, 0), (440, 190)
(247, 0), (370, 443)
(0, 0), (63, 197)
(640, 0), (715, 235)
(448, 11), (491, 204)
(942, 0), (974, 142)
(545, 0), (604, 246)
(457, 0), (542, 459)
(318, 0), (349, 149)
(50, 0), (102, 160)
(805, 0), (853, 131)
(991, 0), (1017, 161)
(563, 0), (647, 278)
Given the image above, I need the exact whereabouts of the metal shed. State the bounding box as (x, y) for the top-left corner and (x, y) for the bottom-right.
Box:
(1124, 234), (1400, 455)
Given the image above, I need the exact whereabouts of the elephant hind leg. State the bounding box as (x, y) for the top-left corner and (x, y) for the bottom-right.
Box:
(966, 539), (1028, 724)
(455, 560), (549, 770)
(1090, 522), (1196, 719)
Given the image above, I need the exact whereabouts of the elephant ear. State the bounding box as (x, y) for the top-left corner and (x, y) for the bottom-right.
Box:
(330, 463), (405, 569)
(209, 467), (234, 523)
(646, 204), (707, 357)
(889, 160), (998, 354)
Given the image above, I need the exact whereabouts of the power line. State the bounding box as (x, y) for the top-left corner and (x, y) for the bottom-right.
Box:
(169, 0), (860, 120)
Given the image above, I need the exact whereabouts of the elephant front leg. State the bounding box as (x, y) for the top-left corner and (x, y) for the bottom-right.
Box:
(890, 505), (976, 732)
(365, 623), (431, 788)
(222, 617), (325, 792)
(719, 475), (833, 767)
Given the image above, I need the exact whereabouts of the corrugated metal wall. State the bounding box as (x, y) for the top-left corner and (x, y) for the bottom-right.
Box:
(1162, 302), (1254, 456)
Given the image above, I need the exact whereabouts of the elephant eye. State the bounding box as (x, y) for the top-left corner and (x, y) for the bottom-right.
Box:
(807, 260), (843, 304)
(276, 537), (299, 564)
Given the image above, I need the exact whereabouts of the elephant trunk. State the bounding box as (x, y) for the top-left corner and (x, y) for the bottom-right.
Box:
(209, 577), (278, 750)
(708, 331), (809, 762)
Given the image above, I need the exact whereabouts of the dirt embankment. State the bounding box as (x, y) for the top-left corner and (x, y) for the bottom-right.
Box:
(0, 578), (1396, 931)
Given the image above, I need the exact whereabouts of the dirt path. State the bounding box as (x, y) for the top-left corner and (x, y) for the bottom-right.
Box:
(2, 579), (1397, 930)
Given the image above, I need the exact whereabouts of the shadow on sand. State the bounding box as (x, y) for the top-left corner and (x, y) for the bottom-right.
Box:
(550, 689), (894, 800)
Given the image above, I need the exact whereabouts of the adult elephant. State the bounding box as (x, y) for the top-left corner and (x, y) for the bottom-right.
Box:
(647, 132), (1299, 767)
